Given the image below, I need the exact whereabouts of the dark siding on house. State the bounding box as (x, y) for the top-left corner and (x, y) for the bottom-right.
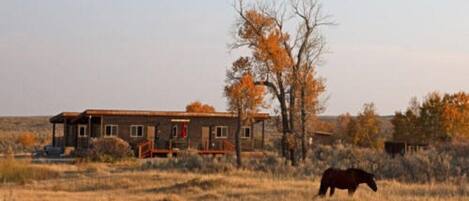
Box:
(60, 114), (263, 152)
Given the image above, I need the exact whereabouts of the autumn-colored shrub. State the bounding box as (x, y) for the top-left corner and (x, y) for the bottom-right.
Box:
(17, 132), (37, 148)
(185, 101), (216, 113)
(85, 137), (133, 162)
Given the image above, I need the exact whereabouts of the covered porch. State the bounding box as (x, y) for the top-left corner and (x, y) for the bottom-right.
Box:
(49, 112), (104, 150)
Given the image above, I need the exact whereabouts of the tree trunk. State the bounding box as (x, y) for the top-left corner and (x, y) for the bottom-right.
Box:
(279, 96), (290, 158)
(300, 85), (307, 161)
(290, 148), (297, 166)
(235, 109), (242, 168)
(289, 85), (296, 135)
(277, 80), (291, 159)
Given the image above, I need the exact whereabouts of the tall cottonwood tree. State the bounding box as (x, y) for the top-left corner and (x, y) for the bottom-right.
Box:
(441, 92), (469, 140)
(392, 97), (424, 143)
(296, 68), (325, 160)
(335, 112), (353, 142)
(231, 0), (332, 163)
(225, 58), (265, 167)
(393, 92), (469, 143)
(347, 103), (382, 149)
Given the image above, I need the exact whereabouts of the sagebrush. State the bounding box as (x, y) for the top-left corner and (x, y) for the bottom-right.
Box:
(142, 143), (468, 183)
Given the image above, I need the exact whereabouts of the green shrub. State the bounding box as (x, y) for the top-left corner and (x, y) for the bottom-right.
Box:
(85, 137), (133, 162)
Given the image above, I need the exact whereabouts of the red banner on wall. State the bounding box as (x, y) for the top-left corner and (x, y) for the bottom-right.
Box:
(180, 123), (187, 138)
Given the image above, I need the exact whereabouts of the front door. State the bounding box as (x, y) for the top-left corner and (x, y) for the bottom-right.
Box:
(147, 126), (155, 142)
(201, 126), (210, 150)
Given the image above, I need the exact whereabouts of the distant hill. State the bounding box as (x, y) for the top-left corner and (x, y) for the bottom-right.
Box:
(0, 116), (51, 134)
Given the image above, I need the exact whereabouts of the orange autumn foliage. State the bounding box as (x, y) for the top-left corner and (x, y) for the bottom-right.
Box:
(225, 73), (265, 123)
(392, 91), (469, 143)
(240, 10), (292, 73)
(233, 1), (331, 164)
(17, 132), (37, 148)
(185, 101), (216, 113)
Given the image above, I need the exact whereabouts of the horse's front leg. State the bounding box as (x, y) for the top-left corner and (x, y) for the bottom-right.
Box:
(329, 186), (335, 196)
(348, 187), (357, 196)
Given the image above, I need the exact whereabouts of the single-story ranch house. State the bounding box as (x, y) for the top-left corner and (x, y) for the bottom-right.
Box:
(50, 109), (269, 157)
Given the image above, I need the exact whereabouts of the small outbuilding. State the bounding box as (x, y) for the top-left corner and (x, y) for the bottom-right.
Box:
(384, 141), (428, 157)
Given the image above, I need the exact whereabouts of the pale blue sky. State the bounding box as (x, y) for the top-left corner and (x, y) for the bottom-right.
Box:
(0, 0), (468, 116)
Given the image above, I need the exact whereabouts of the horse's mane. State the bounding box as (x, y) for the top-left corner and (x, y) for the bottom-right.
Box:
(348, 168), (373, 178)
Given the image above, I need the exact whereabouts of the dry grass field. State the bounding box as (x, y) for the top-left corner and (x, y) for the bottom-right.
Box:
(1, 117), (467, 200)
(0, 161), (467, 201)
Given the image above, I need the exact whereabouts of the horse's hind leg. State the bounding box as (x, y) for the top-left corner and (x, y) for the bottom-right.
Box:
(329, 187), (335, 196)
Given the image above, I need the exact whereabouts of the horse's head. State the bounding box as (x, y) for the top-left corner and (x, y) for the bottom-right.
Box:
(366, 174), (378, 192)
(354, 169), (378, 192)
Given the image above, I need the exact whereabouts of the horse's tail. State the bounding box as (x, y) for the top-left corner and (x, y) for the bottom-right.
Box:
(312, 182), (328, 200)
(319, 169), (332, 194)
(318, 180), (328, 196)
(314, 168), (333, 200)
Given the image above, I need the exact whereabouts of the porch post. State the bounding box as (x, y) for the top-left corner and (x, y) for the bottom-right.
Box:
(186, 123), (190, 149)
(63, 119), (67, 148)
(75, 124), (79, 149)
(251, 123), (255, 150)
(100, 116), (104, 138)
(52, 123), (56, 147)
(88, 115), (92, 147)
(261, 120), (265, 150)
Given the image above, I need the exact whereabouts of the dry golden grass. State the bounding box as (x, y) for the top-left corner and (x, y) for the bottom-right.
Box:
(0, 162), (467, 201)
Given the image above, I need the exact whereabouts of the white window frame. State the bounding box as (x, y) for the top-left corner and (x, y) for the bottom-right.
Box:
(215, 126), (228, 139)
(241, 127), (251, 139)
(104, 124), (118, 137)
(77, 125), (87, 137)
(130, 125), (144, 137)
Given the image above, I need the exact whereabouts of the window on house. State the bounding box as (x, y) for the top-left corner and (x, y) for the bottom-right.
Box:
(171, 125), (178, 138)
(241, 127), (251, 138)
(78, 125), (87, 137)
(130, 125), (144, 137)
(104, 125), (118, 137)
(215, 126), (228, 138)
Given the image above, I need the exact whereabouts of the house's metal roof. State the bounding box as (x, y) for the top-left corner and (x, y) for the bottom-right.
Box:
(314, 131), (333, 136)
(49, 112), (80, 123)
(50, 109), (270, 123)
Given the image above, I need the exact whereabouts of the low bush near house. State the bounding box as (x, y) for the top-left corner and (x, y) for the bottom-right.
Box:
(85, 137), (133, 162)
(142, 150), (235, 173)
(17, 132), (37, 148)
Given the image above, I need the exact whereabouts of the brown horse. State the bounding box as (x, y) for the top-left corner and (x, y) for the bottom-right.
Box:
(314, 168), (377, 198)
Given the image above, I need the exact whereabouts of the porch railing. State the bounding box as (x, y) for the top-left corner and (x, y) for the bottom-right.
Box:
(137, 140), (153, 158)
(222, 140), (235, 153)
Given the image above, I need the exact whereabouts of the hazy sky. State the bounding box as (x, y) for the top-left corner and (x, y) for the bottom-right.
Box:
(1, 0), (468, 116)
